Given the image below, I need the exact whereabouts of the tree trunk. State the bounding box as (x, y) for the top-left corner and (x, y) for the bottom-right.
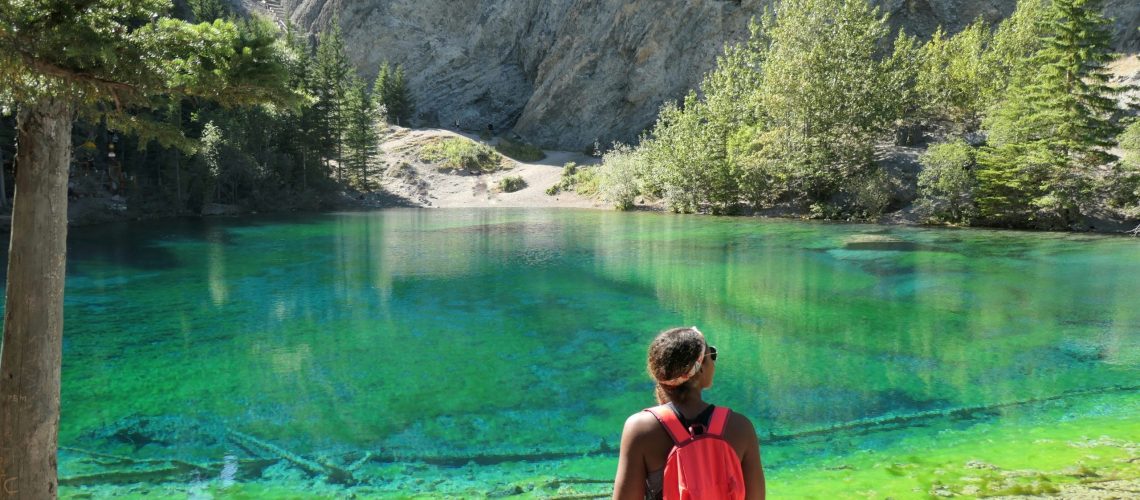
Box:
(0, 97), (72, 499)
(175, 154), (182, 211)
(0, 148), (8, 210)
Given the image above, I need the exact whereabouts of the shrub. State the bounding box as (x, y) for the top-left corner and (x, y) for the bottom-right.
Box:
(918, 139), (977, 223)
(419, 137), (502, 173)
(847, 167), (892, 220)
(1112, 121), (1140, 215)
(495, 138), (546, 162)
(545, 162), (599, 196)
(498, 175), (527, 193)
(597, 144), (643, 210)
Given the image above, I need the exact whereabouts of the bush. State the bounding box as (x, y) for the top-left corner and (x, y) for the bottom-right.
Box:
(495, 138), (546, 162)
(847, 167), (892, 219)
(498, 175), (527, 193)
(419, 137), (502, 173)
(1112, 121), (1140, 214)
(597, 144), (643, 210)
(918, 139), (977, 223)
(545, 162), (599, 196)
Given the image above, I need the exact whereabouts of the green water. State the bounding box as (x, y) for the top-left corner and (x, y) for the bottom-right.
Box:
(9, 209), (1140, 496)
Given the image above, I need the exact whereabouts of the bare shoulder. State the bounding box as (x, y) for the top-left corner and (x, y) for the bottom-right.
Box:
(622, 409), (661, 438)
(723, 408), (760, 451)
(725, 409), (757, 435)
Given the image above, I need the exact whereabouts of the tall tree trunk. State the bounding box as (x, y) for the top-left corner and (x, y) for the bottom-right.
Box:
(0, 97), (72, 499)
(0, 149), (8, 210)
(175, 153), (182, 211)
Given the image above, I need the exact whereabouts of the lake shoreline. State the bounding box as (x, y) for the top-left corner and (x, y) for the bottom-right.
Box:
(5, 126), (1136, 236)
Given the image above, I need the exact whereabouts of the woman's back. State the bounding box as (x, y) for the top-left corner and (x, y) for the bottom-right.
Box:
(612, 327), (765, 500)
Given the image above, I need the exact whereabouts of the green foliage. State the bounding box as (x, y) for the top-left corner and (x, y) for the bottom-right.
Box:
(497, 175), (526, 193)
(419, 137), (502, 173)
(342, 75), (380, 189)
(495, 137), (546, 162)
(915, 21), (992, 131)
(976, 0), (1125, 228)
(975, 140), (1065, 227)
(0, 1), (293, 149)
(188, 0), (230, 22)
(640, 95), (735, 213)
(1122, 121), (1140, 169)
(620, 0), (907, 217)
(373, 62), (414, 125)
(545, 162), (599, 196)
(983, 0), (1051, 103)
(754, 0), (898, 204)
(597, 144), (643, 210)
(917, 139), (977, 223)
(311, 22), (350, 176)
(846, 167), (893, 219)
(1113, 121), (1140, 215)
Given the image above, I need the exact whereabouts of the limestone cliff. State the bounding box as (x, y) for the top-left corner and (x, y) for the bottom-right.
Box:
(272, 0), (1140, 149)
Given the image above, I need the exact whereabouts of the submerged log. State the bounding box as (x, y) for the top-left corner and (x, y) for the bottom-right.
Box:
(765, 384), (1140, 443)
(226, 429), (356, 485)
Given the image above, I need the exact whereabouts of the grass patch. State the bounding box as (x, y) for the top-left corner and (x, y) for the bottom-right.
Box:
(498, 175), (527, 193)
(419, 137), (502, 173)
(495, 138), (546, 162)
(545, 162), (599, 197)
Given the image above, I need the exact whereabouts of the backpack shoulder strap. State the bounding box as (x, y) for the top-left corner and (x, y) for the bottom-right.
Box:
(645, 405), (691, 444)
(707, 406), (731, 436)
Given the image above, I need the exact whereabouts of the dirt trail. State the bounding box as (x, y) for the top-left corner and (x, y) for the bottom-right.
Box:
(375, 127), (602, 209)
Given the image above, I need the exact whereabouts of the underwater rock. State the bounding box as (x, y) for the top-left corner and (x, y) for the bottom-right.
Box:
(91, 415), (225, 452)
(1056, 338), (1106, 362)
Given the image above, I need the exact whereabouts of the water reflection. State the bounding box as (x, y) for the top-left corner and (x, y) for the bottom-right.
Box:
(44, 209), (1140, 486)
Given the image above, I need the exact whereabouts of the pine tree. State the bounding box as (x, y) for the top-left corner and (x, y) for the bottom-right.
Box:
(312, 21), (351, 180)
(188, 0), (229, 22)
(342, 75), (379, 189)
(976, 0), (1124, 227)
(372, 61), (414, 125)
(388, 64), (414, 125)
(372, 61), (392, 122)
(1032, 0), (1122, 166)
(0, 2), (291, 494)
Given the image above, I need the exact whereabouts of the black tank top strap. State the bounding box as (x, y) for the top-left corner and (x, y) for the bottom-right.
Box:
(666, 403), (716, 436)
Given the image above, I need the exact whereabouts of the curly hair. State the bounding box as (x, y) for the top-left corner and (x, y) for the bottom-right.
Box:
(647, 327), (707, 404)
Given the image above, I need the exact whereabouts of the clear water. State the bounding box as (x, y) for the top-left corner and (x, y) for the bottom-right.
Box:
(6, 208), (1139, 496)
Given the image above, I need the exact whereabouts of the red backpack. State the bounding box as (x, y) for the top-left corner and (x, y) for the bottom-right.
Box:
(646, 404), (745, 500)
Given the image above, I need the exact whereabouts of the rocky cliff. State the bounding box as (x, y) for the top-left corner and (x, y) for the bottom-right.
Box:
(274, 0), (1140, 150)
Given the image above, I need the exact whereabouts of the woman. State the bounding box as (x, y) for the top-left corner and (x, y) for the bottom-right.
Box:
(612, 326), (765, 500)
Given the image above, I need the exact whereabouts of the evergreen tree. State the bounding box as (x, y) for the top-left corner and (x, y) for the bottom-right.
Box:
(976, 0), (1125, 227)
(0, 2), (291, 493)
(373, 61), (414, 125)
(283, 24), (322, 190)
(372, 62), (392, 122)
(388, 64), (414, 125)
(342, 75), (380, 188)
(312, 21), (351, 179)
(188, 0), (230, 22)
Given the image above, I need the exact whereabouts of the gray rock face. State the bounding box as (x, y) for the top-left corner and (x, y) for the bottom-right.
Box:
(278, 0), (1140, 149)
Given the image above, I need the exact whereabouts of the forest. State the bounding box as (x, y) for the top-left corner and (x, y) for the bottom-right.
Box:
(594, 0), (1140, 230)
(3, 0), (1137, 231)
(0, 0), (412, 218)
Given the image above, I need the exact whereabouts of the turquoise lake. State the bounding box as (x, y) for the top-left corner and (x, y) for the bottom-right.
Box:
(3, 208), (1139, 497)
